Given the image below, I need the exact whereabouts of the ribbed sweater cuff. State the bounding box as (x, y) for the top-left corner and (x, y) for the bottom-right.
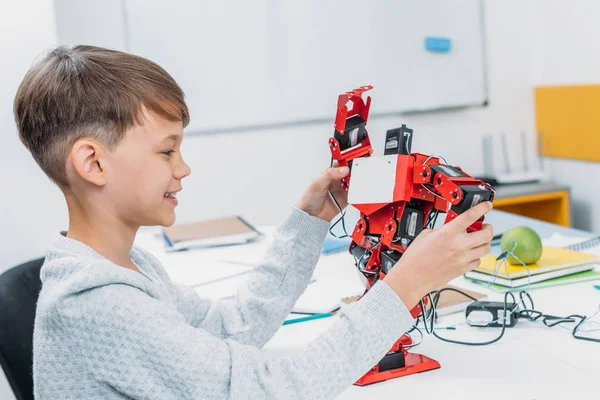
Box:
(353, 280), (416, 337)
(277, 206), (331, 250)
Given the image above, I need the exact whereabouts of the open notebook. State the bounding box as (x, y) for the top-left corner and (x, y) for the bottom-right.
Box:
(542, 233), (600, 254)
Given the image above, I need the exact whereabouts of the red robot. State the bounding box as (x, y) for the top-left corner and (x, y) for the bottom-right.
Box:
(329, 86), (494, 386)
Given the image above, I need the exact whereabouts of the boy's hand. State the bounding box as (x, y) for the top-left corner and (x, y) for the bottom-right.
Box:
(296, 166), (350, 222)
(384, 201), (494, 309)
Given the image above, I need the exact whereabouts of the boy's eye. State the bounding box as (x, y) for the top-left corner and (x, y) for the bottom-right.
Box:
(162, 150), (175, 157)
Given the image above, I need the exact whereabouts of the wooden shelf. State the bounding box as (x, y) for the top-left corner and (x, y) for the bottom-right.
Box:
(492, 183), (570, 227)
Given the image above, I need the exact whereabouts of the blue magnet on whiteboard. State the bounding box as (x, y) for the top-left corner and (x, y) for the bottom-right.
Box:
(425, 37), (451, 53)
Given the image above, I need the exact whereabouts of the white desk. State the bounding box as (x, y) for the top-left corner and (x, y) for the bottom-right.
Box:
(135, 210), (600, 399)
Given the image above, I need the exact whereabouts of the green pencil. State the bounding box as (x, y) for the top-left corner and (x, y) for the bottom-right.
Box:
(282, 311), (336, 326)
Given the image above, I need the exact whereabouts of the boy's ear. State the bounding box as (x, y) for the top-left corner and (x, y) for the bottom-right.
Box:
(70, 139), (107, 187)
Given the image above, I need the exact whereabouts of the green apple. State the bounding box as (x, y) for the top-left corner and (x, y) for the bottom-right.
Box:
(500, 226), (542, 265)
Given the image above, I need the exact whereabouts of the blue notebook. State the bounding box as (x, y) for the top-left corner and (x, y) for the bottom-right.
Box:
(321, 235), (352, 255)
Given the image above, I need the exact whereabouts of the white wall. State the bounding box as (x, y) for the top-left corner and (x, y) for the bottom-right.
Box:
(0, 2), (57, 396)
(532, 0), (600, 232)
(54, 0), (127, 49)
(0, 0), (62, 274)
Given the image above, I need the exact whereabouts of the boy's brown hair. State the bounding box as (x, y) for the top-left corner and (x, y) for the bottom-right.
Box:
(14, 45), (190, 187)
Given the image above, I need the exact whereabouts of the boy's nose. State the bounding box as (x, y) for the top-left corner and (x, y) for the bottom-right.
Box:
(175, 158), (192, 179)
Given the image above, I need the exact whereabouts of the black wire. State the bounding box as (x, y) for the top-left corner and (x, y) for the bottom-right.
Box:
(428, 288), (600, 345)
(517, 309), (600, 343)
(431, 292), (516, 346)
(430, 287), (478, 307)
(425, 209), (440, 230)
(419, 293), (436, 334)
(572, 316), (600, 343)
(404, 325), (423, 350)
(518, 291), (535, 318)
(328, 207), (348, 238)
(355, 241), (380, 278)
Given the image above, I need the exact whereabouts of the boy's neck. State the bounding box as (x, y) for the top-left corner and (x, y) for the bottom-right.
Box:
(65, 197), (140, 272)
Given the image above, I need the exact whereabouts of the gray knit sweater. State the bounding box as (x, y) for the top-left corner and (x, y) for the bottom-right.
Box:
(33, 208), (415, 399)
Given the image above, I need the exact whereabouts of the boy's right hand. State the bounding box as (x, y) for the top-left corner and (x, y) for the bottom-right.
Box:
(384, 201), (494, 309)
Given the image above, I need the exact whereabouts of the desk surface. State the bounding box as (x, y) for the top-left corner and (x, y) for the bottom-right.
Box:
(493, 181), (570, 199)
(135, 210), (599, 399)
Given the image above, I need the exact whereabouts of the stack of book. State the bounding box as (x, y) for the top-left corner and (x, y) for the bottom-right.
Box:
(465, 243), (600, 293)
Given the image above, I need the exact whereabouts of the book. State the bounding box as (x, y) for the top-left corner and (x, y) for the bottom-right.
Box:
(464, 263), (596, 288)
(466, 269), (600, 293)
(470, 246), (599, 280)
(162, 215), (261, 252)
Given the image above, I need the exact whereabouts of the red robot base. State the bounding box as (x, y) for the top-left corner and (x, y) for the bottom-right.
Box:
(354, 335), (440, 386)
(328, 86), (494, 386)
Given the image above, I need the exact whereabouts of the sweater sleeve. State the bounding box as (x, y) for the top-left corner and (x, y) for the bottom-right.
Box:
(55, 280), (414, 400)
(164, 207), (331, 347)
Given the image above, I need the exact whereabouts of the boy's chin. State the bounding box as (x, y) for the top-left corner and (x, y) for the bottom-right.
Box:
(145, 211), (176, 227)
(160, 213), (176, 227)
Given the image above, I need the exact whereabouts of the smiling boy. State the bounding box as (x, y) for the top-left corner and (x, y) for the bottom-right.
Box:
(14, 45), (492, 399)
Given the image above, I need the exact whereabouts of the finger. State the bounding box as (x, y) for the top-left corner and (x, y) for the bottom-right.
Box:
(445, 201), (493, 233)
(464, 224), (494, 248)
(463, 258), (482, 273)
(318, 166), (349, 190)
(328, 179), (349, 206)
(464, 242), (492, 264)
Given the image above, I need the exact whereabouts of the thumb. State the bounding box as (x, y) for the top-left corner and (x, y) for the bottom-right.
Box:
(337, 166), (350, 176)
(318, 166), (349, 190)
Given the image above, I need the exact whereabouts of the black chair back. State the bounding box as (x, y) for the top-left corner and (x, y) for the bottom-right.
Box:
(0, 258), (44, 400)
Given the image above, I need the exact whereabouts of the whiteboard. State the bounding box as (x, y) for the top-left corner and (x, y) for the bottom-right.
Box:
(124, 0), (486, 133)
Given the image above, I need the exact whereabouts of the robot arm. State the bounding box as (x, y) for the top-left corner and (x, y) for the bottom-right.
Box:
(416, 161), (495, 232)
(329, 85), (374, 191)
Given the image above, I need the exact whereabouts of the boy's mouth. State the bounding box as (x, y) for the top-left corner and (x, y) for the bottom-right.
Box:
(163, 190), (180, 206)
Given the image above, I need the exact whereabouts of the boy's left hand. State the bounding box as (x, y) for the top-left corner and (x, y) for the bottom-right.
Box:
(296, 166), (350, 222)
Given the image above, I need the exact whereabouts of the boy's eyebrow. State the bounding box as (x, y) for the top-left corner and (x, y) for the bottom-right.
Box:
(161, 134), (182, 143)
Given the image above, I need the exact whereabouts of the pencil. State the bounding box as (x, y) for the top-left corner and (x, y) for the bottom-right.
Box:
(282, 311), (336, 326)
